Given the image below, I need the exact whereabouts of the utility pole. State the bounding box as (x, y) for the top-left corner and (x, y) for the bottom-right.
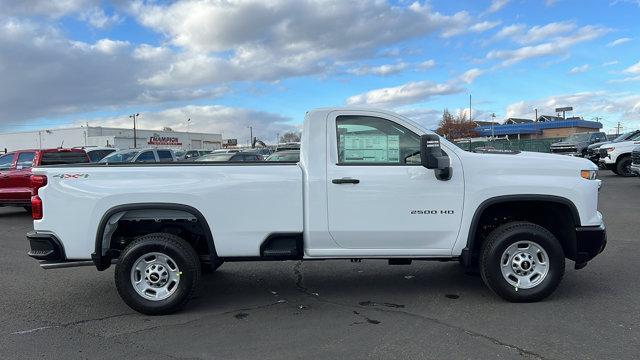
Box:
(469, 94), (472, 121)
(614, 122), (623, 135)
(247, 126), (253, 148)
(187, 118), (191, 149)
(129, 113), (140, 148)
(491, 113), (496, 140)
(534, 108), (538, 122)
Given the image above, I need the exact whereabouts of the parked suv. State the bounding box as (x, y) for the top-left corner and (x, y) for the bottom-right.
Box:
(550, 132), (607, 157)
(586, 130), (640, 164)
(0, 148), (89, 209)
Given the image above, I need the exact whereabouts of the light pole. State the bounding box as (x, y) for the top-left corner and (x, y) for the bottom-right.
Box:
(129, 113), (140, 148)
(187, 118), (191, 149)
(247, 126), (253, 148)
(491, 113), (496, 140)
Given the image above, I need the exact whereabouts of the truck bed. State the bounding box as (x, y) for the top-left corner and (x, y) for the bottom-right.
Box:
(32, 163), (303, 259)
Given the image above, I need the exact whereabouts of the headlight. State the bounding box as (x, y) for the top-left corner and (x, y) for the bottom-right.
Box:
(580, 170), (597, 180)
(605, 147), (615, 153)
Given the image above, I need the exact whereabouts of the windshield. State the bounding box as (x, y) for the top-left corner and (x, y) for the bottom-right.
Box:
(196, 153), (234, 161)
(564, 133), (590, 142)
(99, 150), (138, 163)
(266, 151), (300, 162)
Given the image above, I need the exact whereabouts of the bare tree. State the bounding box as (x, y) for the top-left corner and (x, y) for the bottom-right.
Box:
(279, 132), (301, 143)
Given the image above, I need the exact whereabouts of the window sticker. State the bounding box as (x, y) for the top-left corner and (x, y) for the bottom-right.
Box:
(340, 134), (400, 163)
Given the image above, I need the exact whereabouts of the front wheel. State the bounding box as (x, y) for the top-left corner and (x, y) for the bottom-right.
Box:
(480, 222), (565, 302)
(616, 156), (635, 177)
(115, 233), (201, 315)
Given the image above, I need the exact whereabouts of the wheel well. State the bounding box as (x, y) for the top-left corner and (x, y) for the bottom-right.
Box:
(93, 204), (216, 270)
(616, 153), (630, 164)
(464, 199), (578, 267)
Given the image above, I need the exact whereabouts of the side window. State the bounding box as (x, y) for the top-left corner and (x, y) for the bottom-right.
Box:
(336, 115), (421, 165)
(16, 152), (35, 168)
(232, 154), (245, 162)
(0, 153), (14, 170)
(157, 150), (173, 162)
(135, 151), (156, 163)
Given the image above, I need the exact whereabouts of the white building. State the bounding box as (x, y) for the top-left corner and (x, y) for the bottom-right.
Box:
(0, 126), (222, 152)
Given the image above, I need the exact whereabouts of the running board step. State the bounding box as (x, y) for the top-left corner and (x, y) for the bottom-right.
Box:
(388, 259), (412, 265)
(260, 233), (303, 259)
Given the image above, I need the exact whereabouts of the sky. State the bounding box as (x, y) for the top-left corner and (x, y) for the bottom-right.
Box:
(0, 0), (639, 143)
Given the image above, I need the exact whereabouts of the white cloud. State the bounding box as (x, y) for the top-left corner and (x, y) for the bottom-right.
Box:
(78, 105), (297, 142)
(418, 59), (436, 69)
(470, 21), (501, 32)
(483, 0), (510, 15)
(459, 68), (484, 83)
(130, 0), (475, 86)
(347, 62), (408, 76)
(602, 60), (619, 66)
(0, 18), (223, 124)
(495, 24), (526, 39)
(624, 60), (640, 74)
(569, 64), (590, 74)
(607, 37), (632, 47)
(79, 7), (122, 29)
(0, 0), (100, 18)
(487, 25), (610, 65)
(505, 91), (640, 123)
(346, 81), (463, 108)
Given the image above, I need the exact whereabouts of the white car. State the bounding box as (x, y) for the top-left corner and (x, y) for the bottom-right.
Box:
(27, 107), (606, 314)
(598, 137), (640, 176)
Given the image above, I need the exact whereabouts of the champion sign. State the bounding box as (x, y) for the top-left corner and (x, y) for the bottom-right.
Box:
(148, 134), (182, 146)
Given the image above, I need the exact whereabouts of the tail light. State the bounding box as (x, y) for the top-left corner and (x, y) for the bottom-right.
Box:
(31, 195), (43, 220)
(30, 175), (47, 220)
(30, 175), (47, 196)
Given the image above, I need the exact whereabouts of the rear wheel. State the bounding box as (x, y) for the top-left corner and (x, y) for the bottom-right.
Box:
(115, 233), (201, 315)
(480, 221), (565, 302)
(616, 156), (635, 177)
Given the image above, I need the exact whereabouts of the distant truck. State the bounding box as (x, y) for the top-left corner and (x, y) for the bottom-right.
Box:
(0, 148), (89, 210)
(550, 132), (607, 157)
(27, 108), (606, 314)
(598, 138), (640, 177)
(586, 130), (640, 164)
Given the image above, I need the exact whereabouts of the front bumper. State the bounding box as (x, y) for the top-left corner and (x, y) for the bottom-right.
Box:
(569, 224), (607, 269)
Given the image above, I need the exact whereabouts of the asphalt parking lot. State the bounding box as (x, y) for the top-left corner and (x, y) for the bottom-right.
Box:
(0, 172), (638, 360)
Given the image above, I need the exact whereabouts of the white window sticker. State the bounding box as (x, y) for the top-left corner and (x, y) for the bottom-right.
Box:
(340, 134), (400, 163)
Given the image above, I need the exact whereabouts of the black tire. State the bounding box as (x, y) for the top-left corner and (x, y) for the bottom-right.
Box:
(115, 233), (201, 315)
(616, 156), (635, 177)
(480, 221), (565, 302)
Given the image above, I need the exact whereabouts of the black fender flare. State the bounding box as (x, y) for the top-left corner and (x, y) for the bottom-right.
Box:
(92, 203), (217, 271)
(460, 195), (581, 267)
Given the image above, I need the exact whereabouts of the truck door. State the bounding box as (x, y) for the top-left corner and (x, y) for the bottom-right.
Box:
(0, 153), (16, 202)
(326, 112), (464, 253)
(5, 151), (36, 202)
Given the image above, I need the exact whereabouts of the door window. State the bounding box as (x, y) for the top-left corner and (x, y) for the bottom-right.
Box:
(336, 116), (421, 165)
(157, 150), (174, 162)
(135, 151), (156, 163)
(0, 153), (14, 170)
(16, 152), (35, 168)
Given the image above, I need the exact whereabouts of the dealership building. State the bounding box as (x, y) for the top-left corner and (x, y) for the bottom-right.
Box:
(0, 126), (222, 152)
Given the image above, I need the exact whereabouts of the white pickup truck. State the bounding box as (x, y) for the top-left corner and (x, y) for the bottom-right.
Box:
(27, 108), (606, 314)
(598, 137), (640, 177)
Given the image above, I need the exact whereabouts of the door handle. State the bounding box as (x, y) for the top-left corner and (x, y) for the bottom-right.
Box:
(332, 178), (360, 184)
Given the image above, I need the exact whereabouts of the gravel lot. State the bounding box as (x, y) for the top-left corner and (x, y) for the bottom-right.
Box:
(0, 172), (638, 359)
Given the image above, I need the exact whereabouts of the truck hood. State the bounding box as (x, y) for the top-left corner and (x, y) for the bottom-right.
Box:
(550, 141), (580, 147)
(467, 150), (597, 173)
(587, 141), (610, 150)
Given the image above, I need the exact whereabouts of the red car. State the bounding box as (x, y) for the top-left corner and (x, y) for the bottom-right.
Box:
(0, 148), (90, 210)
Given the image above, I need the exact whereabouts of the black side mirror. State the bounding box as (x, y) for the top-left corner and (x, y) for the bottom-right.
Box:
(420, 134), (452, 181)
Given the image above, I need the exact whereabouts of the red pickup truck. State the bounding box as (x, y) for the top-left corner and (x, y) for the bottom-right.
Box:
(0, 148), (90, 209)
